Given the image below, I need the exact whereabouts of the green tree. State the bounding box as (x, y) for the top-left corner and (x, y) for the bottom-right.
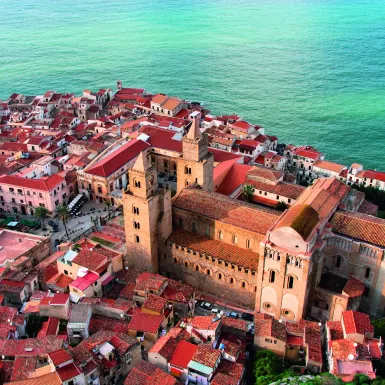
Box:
(276, 201), (288, 211)
(104, 198), (112, 219)
(56, 204), (70, 239)
(34, 206), (50, 229)
(242, 184), (255, 202)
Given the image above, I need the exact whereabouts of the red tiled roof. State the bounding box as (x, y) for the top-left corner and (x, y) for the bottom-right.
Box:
(168, 228), (259, 271)
(211, 360), (244, 385)
(330, 210), (385, 247)
(294, 146), (322, 160)
(0, 174), (64, 192)
(221, 316), (247, 332)
(124, 361), (177, 385)
(192, 344), (221, 368)
(363, 170), (385, 183)
(72, 249), (108, 272)
(313, 160), (346, 174)
(89, 315), (130, 334)
(208, 148), (243, 163)
(70, 271), (99, 291)
(216, 163), (252, 196)
(135, 272), (167, 291)
(0, 142), (28, 152)
(128, 309), (164, 333)
(254, 313), (286, 342)
(161, 279), (194, 303)
(49, 293), (69, 306)
(86, 139), (150, 177)
(246, 179), (305, 200)
(49, 349), (72, 366)
(343, 276), (365, 297)
(191, 316), (221, 331)
(173, 187), (279, 235)
(169, 340), (198, 369)
(56, 363), (81, 382)
(142, 294), (167, 313)
(139, 125), (182, 153)
(343, 311), (374, 336)
(246, 165), (283, 182)
(287, 336), (304, 345)
(4, 372), (62, 385)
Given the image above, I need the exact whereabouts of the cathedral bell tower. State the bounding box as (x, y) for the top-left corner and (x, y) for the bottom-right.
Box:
(123, 148), (161, 273)
(177, 118), (214, 193)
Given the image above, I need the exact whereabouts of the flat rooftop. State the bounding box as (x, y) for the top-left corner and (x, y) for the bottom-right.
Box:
(318, 272), (348, 294)
(0, 230), (45, 266)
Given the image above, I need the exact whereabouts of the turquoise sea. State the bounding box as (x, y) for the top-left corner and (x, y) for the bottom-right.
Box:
(1, 0), (385, 168)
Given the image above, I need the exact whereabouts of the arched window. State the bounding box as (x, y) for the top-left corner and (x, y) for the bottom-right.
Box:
(241, 281), (246, 288)
(206, 269), (211, 276)
(246, 239), (251, 248)
(185, 180), (190, 187)
(269, 270), (276, 283)
(218, 230), (223, 240)
(134, 179), (141, 188)
(229, 277), (234, 284)
(253, 285), (257, 293)
(192, 222), (196, 233)
(195, 265), (199, 272)
(287, 276), (294, 289)
(133, 206), (139, 215)
(232, 235), (238, 244)
(336, 256), (341, 268)
(184, 261), (188, 267)
(218, 273), (222, 280)
(365, 267), (371, 279)
(134, 235), (140, 243)
(133, 221), (140, 229)
(174, 257), (178, 263)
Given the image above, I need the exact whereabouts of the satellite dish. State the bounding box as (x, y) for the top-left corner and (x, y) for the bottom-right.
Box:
(348, 354), (354, 360)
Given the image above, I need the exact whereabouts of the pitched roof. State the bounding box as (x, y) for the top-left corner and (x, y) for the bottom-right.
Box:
(173, 187), (279, 235)
(142, 294), (167, 313)
(186, 118), (201, 140)
(330, 210), (385, 247)
(169, 340), (198, 369)
(49, 349), (72, 366)
(363, 169), (385, 183)
(343, 311), (374, 335)
(124, 361), (177, 385)
(56, 363), (81, 382)
(72, 249), (108, 272)
(4, 372), (61, 385)
(191, 345), (221, 368)
(86, 139), (150, 177)
(216, 163), (252, 196)
(70, 271), (99, 291)
(128, 309), (164, 333)
(139, 125), (183, 153)
(254, 313), (287, 342)
(0, 174), (64, 192)
(313, 160), (346, 173)
(246, 165), (283, 182)
(168, 228), (259, 271)
(343, 276), (365, 297)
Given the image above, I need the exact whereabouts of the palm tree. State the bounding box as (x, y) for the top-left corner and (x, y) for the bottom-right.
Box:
(242, 184), (255, 202)
(276, 201), (288, 212)
(104, 198), (112, 219)
(34, 206), (50, 229)
(56, 204), (70, 239)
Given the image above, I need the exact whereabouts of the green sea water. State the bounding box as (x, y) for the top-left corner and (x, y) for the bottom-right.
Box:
(1, 0), (385, 168)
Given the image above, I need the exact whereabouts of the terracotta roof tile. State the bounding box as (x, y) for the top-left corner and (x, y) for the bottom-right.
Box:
(343, 276), (365, 297)
(142, 294), (167, 313)
(128, 309), (164, 333)
(330, 210), (385, 247)
(49, 349), (72, 366)
(168, 228), (259, 271)
(72, 249), (108, 272)
(0, 174), (64, 192)
(4, 372), (61, 385)
(192, 344), (221, 368)
(343, 311), (374, 335)
(56, 362), (81, 382)
(173, 187), (279, 235)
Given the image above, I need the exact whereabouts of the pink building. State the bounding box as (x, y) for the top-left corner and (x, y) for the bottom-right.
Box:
(0, 174), (69, 214)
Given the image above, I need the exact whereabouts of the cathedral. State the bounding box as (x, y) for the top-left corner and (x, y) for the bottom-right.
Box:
(123, 119), (385, 322)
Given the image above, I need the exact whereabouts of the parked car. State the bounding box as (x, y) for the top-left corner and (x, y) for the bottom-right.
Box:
(241, 312), (254, 321)
(202, 302), (213, 310)
(227, 312), (239, 319)
(211, 308), (220, 314)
